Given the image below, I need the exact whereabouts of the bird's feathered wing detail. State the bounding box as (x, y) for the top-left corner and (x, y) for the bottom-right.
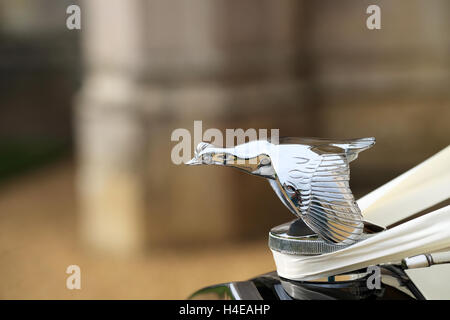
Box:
(286, 138), (375, 244)
(188, 136), (375, 245)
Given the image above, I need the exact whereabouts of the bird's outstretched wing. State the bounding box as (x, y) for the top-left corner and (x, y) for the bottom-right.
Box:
(291, 138), (375, 244)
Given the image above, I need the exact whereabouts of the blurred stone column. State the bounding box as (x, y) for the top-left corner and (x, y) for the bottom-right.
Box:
(76, 0), (310, 252)
(76, 0), (149, 254)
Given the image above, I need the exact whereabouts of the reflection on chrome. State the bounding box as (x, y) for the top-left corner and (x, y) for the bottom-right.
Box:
(187, 137), (376, 245)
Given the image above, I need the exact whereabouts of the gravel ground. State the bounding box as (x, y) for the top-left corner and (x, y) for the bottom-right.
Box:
(0, 162), (274, 299)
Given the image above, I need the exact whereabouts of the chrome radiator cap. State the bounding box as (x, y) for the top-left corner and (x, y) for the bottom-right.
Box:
(269, 219), (374, 256)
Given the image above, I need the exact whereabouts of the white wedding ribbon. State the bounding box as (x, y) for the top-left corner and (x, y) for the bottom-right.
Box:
(272, 206), (450, 280)
(358, 145), (450, 227)
(272, 205), (450, 281)
(272, 145), (450, 285)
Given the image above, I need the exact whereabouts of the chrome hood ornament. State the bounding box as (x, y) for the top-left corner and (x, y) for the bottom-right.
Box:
(187, 137), (376, 245)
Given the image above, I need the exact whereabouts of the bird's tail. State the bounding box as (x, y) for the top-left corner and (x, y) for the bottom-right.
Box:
(343, 137), (375, 162)
(347, 137), (375, 152)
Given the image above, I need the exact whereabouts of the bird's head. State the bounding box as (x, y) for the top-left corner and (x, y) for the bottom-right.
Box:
(186, 141), (276, 178)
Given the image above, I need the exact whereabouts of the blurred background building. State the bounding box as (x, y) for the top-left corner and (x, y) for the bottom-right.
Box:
(0, 0), (449, 298)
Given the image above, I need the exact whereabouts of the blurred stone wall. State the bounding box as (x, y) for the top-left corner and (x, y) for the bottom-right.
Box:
(1, 0), (448, 253)
(0, 0), (80, 180)
(76, 0), (449, 253)
(0, 0), (80, 140)
(304, 0), (450, 195)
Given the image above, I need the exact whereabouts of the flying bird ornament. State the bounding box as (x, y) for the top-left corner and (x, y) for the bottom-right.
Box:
(187, 137), (376, 245)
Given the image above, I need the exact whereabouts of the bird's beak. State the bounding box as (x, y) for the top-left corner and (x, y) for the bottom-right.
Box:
(185, 157), (202, 166)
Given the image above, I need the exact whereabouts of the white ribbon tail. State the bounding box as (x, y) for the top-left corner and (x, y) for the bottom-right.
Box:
(273, 205), (450, 281)
(357, 145), (450, 227)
